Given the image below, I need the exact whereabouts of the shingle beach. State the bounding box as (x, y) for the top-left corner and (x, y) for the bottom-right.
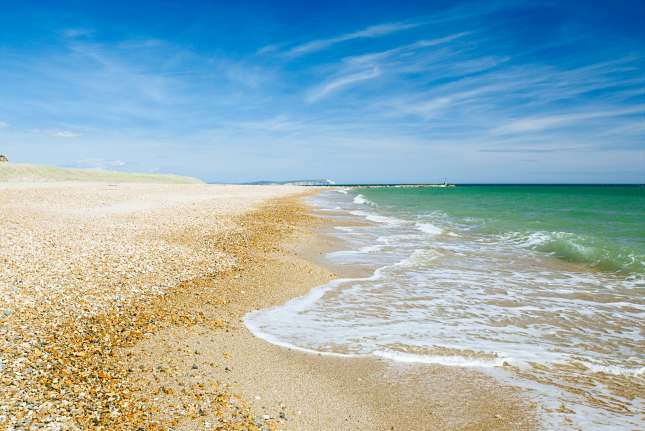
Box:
(0, 182), (536, 430)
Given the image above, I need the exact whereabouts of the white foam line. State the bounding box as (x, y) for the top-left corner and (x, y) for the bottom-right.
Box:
(243, 316), (364, 359)
(245, 265), (386, 332)
(328, 244), (385, 258)
(245, 248), (511, 369)
(373, 350), (506, 368)
(245, 317), (510, 368)
(578, 362), (645, 376)
(257, 189), (501, 369)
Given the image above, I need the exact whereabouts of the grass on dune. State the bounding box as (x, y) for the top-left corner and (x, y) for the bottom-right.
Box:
(0, 163), (204, 184)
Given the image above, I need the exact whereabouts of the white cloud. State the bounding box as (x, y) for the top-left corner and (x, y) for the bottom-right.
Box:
(51, 130), (81, 138)
(411, 32), (471, 49)
(256, 43), (282, 55)
(286, 22), (420, 58)
(0, 121), (8, 128)
(394, 97), (454, 119)
(344, 32), (470, 66)
(278, 3), (505, 59)
(494, 106), (645, 134)
(306, 67), (381, 103)
(1, 10), (641, 183)
(383, 83), (510, 120)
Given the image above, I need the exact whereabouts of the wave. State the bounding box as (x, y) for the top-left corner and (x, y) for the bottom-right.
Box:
(415, 222), (443, 236)
(242, 322), (508, 368)
(577, 361), (645, 377)
(352, 194), (375, 206)
(499, 231), (645, 275)
(349, 210), (404, 225)
(394, 248), (441, 267)
(249, 189), (645, 431)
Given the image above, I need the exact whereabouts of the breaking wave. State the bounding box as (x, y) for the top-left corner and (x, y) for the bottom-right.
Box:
(499, 231), (645, 275)
(353, 194), (375, 206)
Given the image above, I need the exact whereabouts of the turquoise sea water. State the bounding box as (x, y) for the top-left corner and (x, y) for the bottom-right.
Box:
(246, 185), (645, 430)
(357, 185), (645, 275)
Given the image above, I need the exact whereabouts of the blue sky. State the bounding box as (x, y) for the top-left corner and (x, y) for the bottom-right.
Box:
(0, 0), (644, 183)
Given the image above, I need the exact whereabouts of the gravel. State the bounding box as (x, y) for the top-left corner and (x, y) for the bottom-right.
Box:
(0, 182), (303, 430)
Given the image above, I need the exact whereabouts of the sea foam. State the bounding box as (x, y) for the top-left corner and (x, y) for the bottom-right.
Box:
(352, 194), (374, 205)
(252, 189), (645, 431)
(416, 222), (443, 236)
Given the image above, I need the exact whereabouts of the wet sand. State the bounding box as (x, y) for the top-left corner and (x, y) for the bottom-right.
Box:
(125, 195), (538, 430)
(0, 183), (538, 430)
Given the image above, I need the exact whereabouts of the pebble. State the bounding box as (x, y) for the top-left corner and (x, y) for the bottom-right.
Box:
(0, 184), (311, 429)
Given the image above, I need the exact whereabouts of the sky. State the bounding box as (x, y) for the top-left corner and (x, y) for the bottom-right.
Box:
(0, 0), (644, 183)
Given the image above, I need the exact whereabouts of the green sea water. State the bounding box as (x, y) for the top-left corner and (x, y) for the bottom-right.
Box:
(247, 186), (645, 428)
(356, 185), (645, 275)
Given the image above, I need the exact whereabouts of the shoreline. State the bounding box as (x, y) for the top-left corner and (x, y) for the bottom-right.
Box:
(124, 192), (537, 430)
(0, 184), (538, 430)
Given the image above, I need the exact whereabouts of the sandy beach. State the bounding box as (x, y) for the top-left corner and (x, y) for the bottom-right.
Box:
(3, 2), (642, 428)
(0, 182), (537, 430)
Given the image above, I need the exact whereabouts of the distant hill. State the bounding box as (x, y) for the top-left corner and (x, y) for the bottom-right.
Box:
(244, 179), (336, 186)
(0, 162), (203, 184)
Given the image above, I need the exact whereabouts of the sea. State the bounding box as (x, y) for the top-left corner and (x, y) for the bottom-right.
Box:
(245, 185), (645, 430)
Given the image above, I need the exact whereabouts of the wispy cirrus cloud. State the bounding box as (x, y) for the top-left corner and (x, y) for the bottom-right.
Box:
(268, 2), (506, 60)
(303, 31), (475, 105)
(278, 21), (421, 58)
(343, 32), (471, 66)
(306, 67), (381, 103)
(2, 1), (644, 183)
(494, 105), (645, 134)
(382, 83), (511, 120)
(375, 54), (645, 131)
